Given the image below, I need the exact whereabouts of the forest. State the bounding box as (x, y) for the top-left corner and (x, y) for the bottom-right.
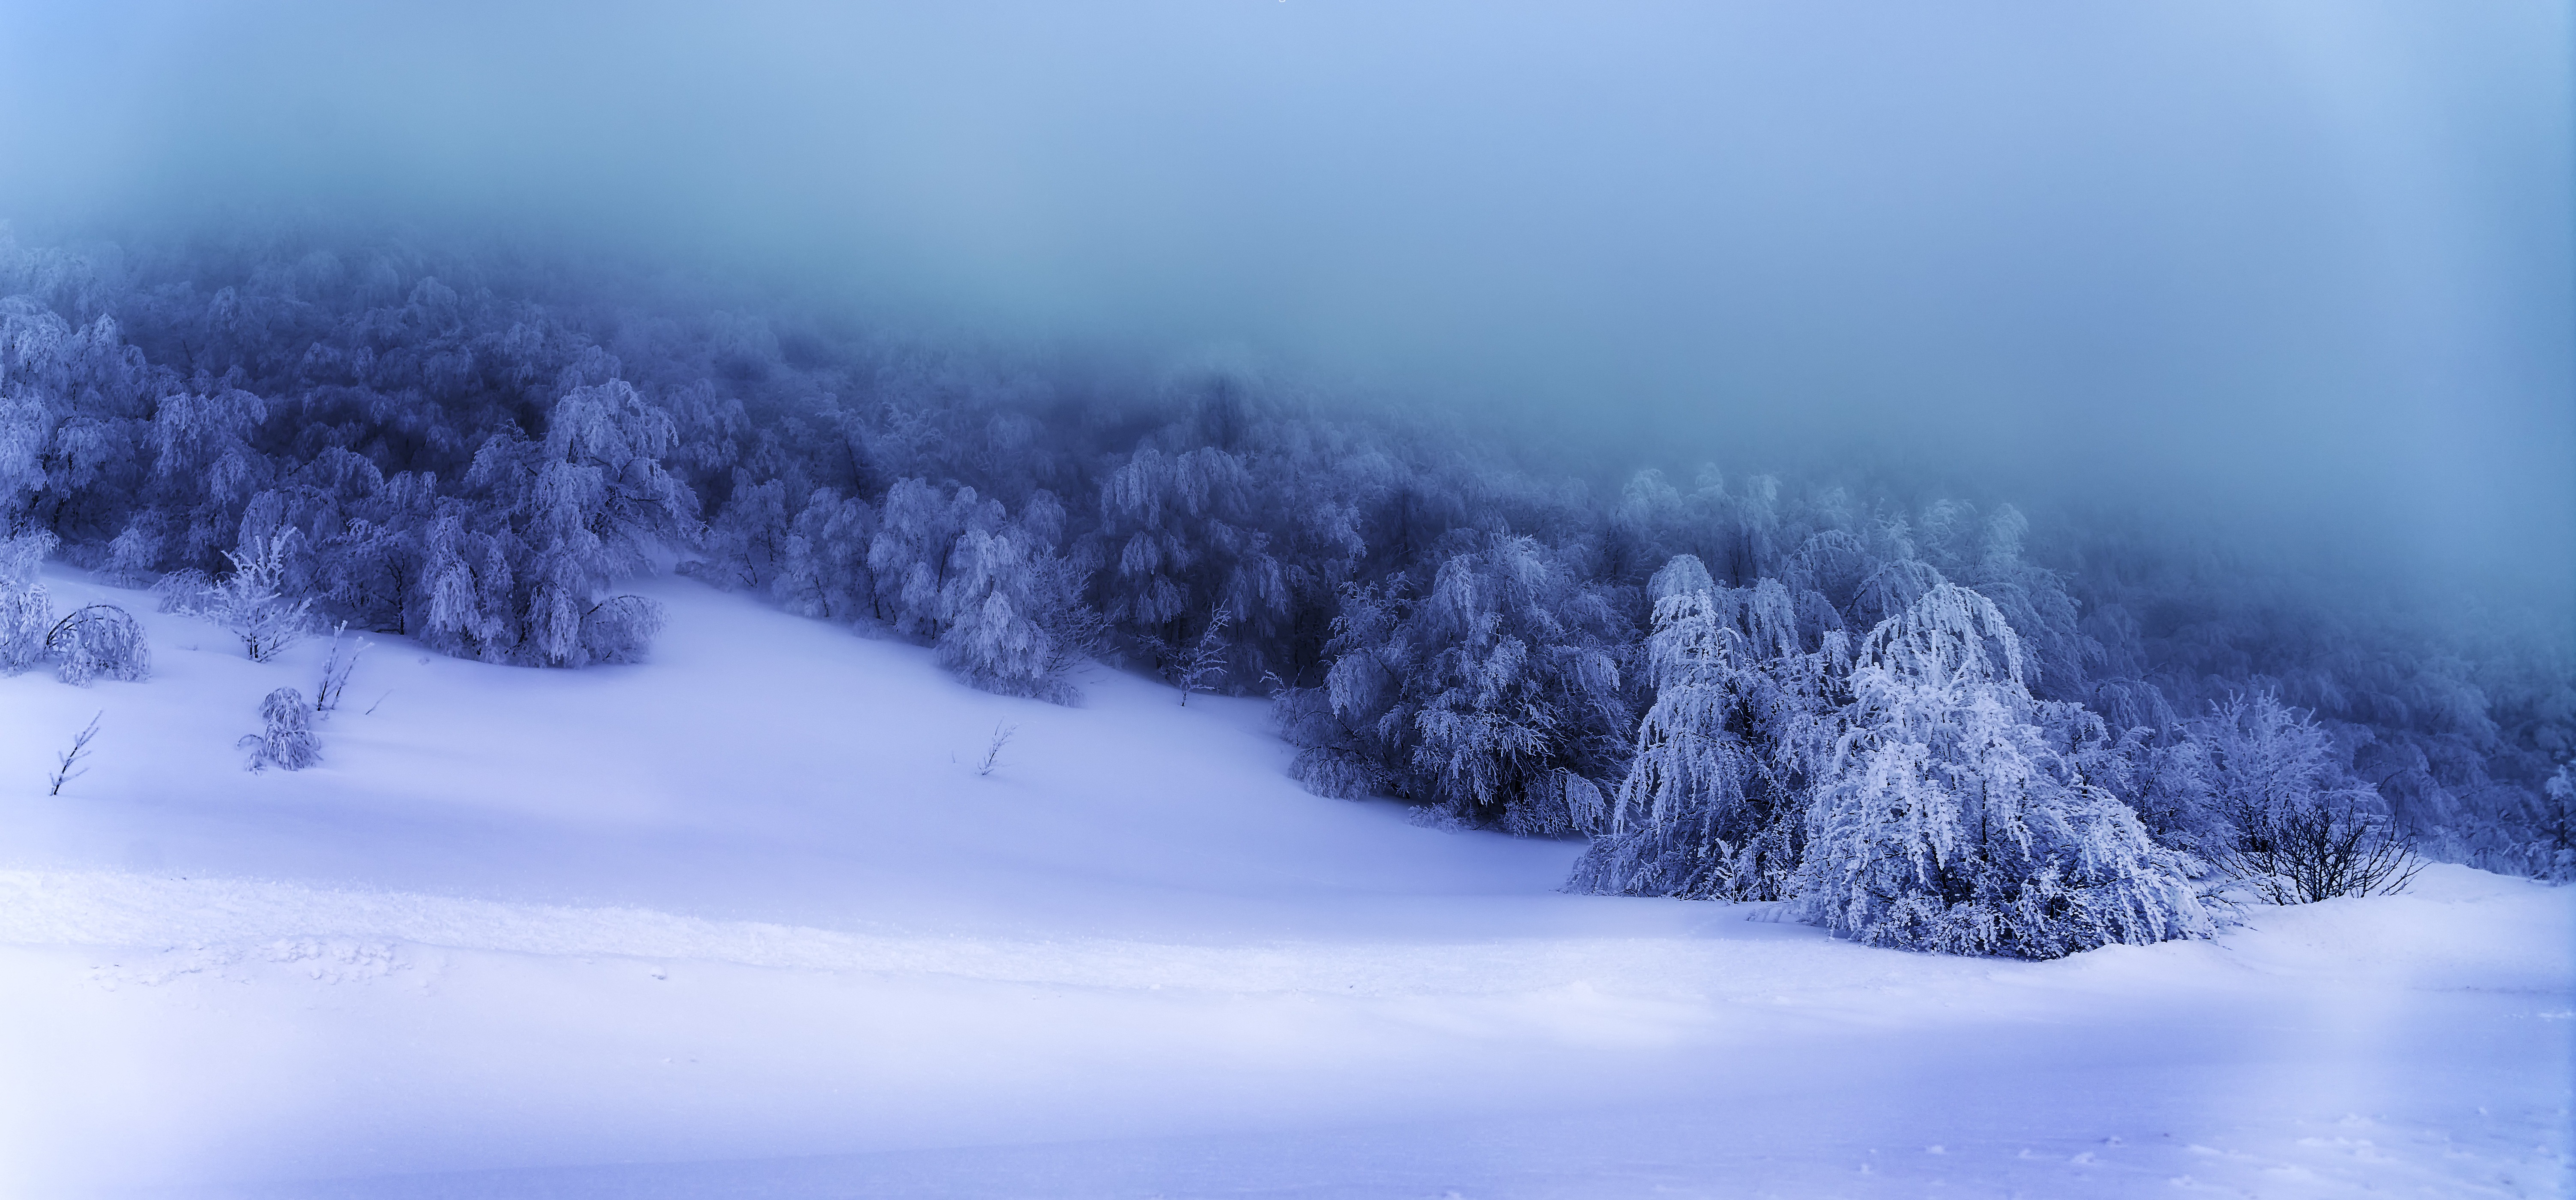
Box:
(3, 225), (2568, 959)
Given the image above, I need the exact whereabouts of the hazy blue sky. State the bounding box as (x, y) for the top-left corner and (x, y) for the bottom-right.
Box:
(3, 0), (2567, 600)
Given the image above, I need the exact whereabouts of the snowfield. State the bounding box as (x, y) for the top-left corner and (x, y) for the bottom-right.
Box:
(1, 571), (2567, 1198)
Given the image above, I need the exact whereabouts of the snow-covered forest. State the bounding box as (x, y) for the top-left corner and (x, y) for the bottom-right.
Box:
(3, 225), (2567, 940)
(2, 2), (2568, 1195)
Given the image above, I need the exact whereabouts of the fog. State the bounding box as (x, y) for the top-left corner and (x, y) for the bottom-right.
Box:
(3, 0), (2566, 602)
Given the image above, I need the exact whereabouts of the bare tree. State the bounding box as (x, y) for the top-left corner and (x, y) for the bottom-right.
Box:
(2220, 805), (2425, 904)
(314, 622), (369, 714)
(48, 712), (101, 796)
(978, 722), (1018, 777)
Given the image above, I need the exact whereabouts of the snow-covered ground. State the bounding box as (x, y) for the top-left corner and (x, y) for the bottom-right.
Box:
(2, 572), (2567, 1199)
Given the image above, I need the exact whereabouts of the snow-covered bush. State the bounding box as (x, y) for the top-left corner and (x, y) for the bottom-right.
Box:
(240, 687), (321, 771)
(46, 603), (149, 685)
(1796, 582), (2210, 958)
(577, 595), (666, 665)
(0, 530), (54, 673)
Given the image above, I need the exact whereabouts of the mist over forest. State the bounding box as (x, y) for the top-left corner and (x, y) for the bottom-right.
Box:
(2, 3), (2569, 898)
(6, 8), (2576, 1194)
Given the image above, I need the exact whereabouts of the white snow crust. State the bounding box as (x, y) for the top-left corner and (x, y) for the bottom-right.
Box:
(2, 571), (2567, 1198)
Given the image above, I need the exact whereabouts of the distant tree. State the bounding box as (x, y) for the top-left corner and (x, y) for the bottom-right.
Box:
(934, 525), (1052, 698)
(1095, 445), (1284, 687)
(687, 470), (791, 593)
(869, 478), (996, 640)
(931, 496), (1100, 703)
(1027, 550), (1110, 694)
(2539, 764), (2576, 881)
(150, 387), (277, 566)
(425, 377), (697, 665)
(773, 487), (877, 622)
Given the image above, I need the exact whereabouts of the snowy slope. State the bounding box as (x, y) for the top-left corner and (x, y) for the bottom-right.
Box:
(0, 571), (2567, 1199)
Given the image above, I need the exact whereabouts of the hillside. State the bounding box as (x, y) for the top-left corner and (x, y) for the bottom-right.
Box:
(1, 573), (2568, 1198)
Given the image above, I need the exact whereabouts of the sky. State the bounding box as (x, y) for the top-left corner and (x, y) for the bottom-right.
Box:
(1, 0), (2568, 604)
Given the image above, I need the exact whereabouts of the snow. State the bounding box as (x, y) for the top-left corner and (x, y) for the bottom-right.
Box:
(1, 570), (2568, 1198)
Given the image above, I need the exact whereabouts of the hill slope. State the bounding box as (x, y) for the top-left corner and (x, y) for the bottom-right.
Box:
(0, 574), (2567, 1198)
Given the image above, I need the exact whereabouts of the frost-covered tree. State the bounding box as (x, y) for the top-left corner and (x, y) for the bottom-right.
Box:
(577, 594), (665, 665)
(2, 298), (166, 548)
(773, 487), (877, 622)
(0, 530), (55, 673)
(2538, 764), (2576, 881)
(1291, 533), (1631, 833)
(1571, 557), (1843, 900)
(2183, 690), (2422, 902)
(934, 525), (1050, 698)
(688, 470), (790, 593)
(427, 374), (694, 665)
(1797, 582), (2209, 958)
(1095, 444), (1284, 690)
(2187, 691), (2379, 854)
(1406, 538), (1631, 835)
(1923, 503), (2100, 700)
(0, 313), (54, 526)
(150, 386), (276, 566)
(869, 478), (999, 640)
(167, 530), (314, 661)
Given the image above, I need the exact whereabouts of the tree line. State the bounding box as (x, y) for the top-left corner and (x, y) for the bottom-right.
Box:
(3, 226), (2566, 954)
